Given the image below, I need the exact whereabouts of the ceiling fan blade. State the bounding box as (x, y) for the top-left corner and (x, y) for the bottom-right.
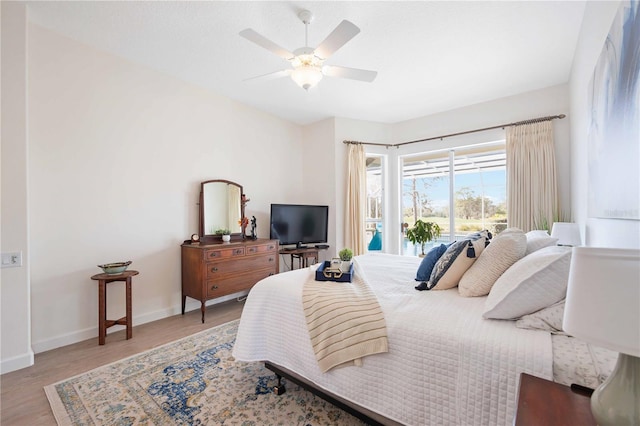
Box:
(243, 69), (292, 82)
(314, 20), (360, 59)
(239, 29), (295, 60)
(322, 65), (377, 82)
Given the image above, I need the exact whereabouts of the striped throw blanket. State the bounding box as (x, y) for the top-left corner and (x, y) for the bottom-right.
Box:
(302, 266), (388, 372)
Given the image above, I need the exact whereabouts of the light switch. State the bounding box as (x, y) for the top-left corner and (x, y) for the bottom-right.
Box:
(1, 252), (22, 268)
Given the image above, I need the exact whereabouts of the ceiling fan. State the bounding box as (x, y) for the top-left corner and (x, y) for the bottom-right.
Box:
(239, 10), (377, 90)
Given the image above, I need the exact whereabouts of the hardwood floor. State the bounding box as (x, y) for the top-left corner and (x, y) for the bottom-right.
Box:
(0, 300), (244, 425)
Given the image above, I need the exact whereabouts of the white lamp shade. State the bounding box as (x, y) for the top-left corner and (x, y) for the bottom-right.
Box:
(563, 247), (640, 357)
(291, 65), (323, 90)
(550, 222), (582, 246)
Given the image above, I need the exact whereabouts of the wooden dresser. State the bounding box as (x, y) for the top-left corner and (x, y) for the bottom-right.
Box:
(181, 238), (279, 322)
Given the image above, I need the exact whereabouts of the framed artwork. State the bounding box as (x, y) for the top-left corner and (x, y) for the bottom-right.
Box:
(588, 1), (639, 220)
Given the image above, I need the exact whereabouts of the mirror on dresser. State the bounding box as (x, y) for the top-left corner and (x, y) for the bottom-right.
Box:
(199, 179), (244, 238)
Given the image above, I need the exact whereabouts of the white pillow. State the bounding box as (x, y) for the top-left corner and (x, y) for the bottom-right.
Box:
(459, 228), (526, 297)
(525, 230), (558, 255)
(515, 300), (567, 334)
(483, 245), (572, 319)
(527, 230), (550, 237)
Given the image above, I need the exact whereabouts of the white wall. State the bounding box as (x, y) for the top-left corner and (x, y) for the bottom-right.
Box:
(569, 0), (639, 249)
(299, 118), (335, 266)
(1, 2), (34, 374)
(365, 85), (570, 254)
(23, 24), (303, 355)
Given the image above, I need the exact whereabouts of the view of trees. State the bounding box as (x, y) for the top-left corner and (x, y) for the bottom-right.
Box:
(402, 178), (507, 236)
(402, 176), (442, 223)
(455, 186), (505, 220)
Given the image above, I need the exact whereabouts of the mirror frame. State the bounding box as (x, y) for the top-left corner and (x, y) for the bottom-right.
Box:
(199, 179), (245, 240)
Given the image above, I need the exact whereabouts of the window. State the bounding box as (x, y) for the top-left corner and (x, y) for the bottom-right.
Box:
(401, 142), (506, 255)
(366, 155), (384, 252)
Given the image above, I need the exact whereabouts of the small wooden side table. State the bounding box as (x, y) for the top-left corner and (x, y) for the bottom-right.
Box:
(279, 247), (328, 269)
(90, 270), (139, 345)
(515, 373), (595, 425)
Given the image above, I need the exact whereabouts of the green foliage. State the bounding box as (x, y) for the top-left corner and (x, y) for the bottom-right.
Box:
(338, 248), (353, 261)
(406, 220), (442, 255)
(455, 187), (500, 220)
(533, 210), (570, 232)
(458, 224), (482, 232)
(215, 228), (231, 235)
(491, 218), (508, 235)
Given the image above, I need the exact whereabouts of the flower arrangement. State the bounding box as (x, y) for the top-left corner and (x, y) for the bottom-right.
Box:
(239, 217), (249, 239)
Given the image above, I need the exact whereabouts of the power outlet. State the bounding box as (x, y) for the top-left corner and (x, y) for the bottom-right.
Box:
(1, 252), (22, 268)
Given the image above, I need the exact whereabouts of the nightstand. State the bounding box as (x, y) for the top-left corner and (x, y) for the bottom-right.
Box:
(514, 373), (596, 425)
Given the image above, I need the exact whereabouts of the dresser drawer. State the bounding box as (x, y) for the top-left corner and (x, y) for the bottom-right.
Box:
(206, 254), (276, 278)
(206, 269), (276, 298)
(204, 246), (245, 260)
(246, 242), (278, 256)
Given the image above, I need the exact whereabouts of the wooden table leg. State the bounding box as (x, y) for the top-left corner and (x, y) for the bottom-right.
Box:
(125, 277), (132, 340)
(98, 280), (106, 345)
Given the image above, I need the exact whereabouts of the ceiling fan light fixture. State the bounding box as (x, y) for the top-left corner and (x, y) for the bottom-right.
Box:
(240, 10), (377, 89)
(291, 64), (323, 90)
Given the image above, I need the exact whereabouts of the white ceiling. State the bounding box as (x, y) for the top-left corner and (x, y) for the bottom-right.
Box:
(26, 1), (586, 125)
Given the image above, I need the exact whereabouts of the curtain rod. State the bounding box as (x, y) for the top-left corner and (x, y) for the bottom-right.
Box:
(343, 113), (566, 149)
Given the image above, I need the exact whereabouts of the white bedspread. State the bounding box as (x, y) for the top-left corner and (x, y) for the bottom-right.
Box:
(233, 253), (552, 425)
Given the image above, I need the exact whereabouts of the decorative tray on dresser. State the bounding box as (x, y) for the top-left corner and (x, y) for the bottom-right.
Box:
(181, 238), (279, 322)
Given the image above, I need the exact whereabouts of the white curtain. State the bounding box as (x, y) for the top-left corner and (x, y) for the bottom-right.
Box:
(227, 185), (241, 232)
(346, 143), (367, 255)
(506, 120), (559, 232)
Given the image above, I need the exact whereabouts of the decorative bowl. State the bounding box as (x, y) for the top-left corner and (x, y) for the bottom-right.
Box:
(97, 261), (132, 275)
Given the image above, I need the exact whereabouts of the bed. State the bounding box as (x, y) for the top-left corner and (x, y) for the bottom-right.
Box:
(232, 248), (615, 425)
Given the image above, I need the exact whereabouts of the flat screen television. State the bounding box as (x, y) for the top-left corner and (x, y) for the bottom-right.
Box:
(270, 204), (329, 248)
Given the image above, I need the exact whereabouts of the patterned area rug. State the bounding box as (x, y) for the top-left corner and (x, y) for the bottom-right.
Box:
(45, 320), (363, 425)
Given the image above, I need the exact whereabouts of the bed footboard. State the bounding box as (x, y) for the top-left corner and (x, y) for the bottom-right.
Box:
(264, 362), (401, 426)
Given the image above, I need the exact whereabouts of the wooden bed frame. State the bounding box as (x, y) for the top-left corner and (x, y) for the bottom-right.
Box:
(265, 362), (402, 426)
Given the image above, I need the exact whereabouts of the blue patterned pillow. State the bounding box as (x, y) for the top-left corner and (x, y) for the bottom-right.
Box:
(415, 244), (448, 282)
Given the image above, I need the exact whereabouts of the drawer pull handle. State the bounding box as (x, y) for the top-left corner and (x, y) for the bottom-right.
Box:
(235, 249), (243, 255)
(269, 272), (274, 276)
(268, 257), (274, 262)
(211, 267), (218, 272)
(209, 252), (218, 257)
(211, 285), (218, 290)
(269, 245), (275, 250)
(248, 248), (256, 252)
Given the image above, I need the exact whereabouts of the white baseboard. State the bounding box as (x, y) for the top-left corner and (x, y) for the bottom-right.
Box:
(1, 349), (34, 374)
(31, 326), (98, 354)
(31, 292), (247, 354)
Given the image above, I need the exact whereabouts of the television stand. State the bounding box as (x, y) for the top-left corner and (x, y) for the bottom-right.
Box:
(279, 246), (329, 270)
